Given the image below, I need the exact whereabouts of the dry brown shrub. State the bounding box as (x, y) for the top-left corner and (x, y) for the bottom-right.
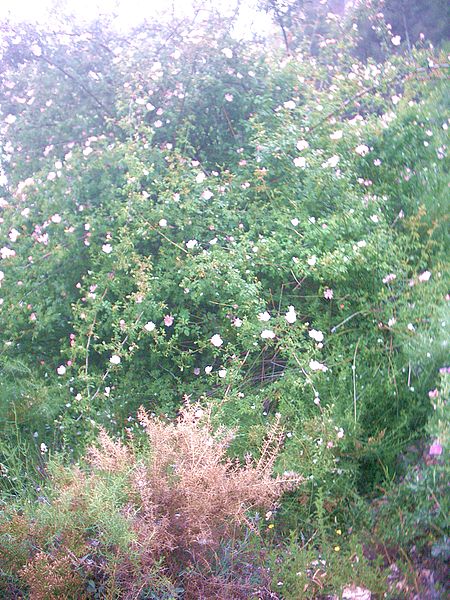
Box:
(19, 549), (86, 600)
(2, 404), (301, 599)
(87, 403), (302, 597)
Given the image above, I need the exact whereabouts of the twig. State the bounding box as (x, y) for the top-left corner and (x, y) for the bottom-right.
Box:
(353, 339), (360, 424)
(330, 311), (365, 333)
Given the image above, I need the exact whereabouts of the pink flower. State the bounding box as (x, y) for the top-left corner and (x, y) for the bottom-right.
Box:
(258, 311), (271, 322)
(355, 144), (370, 156)
(210, 334), (223, 347)
(382, 273), (396, 284)
(164, 315), (174, 327)
(324, 288), (333, 300)
(428, 389), (439, 399)
(293, 156), (306, 168)
(418, 270), (431, 282)
(201, 189), (214, 200)
(309, 359), (328, 372)
(296, 140), (309, 152)
(261, 329), (275, 339)
(429, 441), (443, 456)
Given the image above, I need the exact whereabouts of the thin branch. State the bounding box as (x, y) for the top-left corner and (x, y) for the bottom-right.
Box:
(39, 55), (115, 117)
(352, 338), (360, 424)
(309, 64), (450, 134)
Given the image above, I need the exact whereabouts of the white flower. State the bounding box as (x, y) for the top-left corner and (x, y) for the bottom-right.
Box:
(322, 155), (340, 168)
(224, 93), (233, 102)
(309, 329), (324, 342)
(102, 243), (113, 254)
(8, 229), (20, 242)
(83, 147), (93, 156)
(31, 44), (42, 57)
(109, 354), (121, 365)
(418, 270), (431, 282)
(388, 317), (396, 327)
(296, 140), (309, 151)
(258, 311), (271, 322)
(56, 365), (66, 375)
(196, 172), (206, 184)
(201, 189), (214, 200)
(0, 247), (16, 259)
(407, 323), (415, 331)
(307, 255), (317, 267)
(144, 321), (156, 332)
(285, 306), (297, 324)
(40, 443), (48, 453)
(330, 130), (343, 140)
(355, 144), (370, 156)
(159, 219), (167, 227)
(309, 359), (328, 372)
(51, 214), (62, 224)
(210, 334), (223, 347)
(205, 365), (213, 374)
(233, 318), (243, 327)
(5, 114), (16, 124)
(291, 218), (299, 227)
(293, 156), (306, 168)
(218, 369), (227, 378)
(283, 100), (296, 110)
(186, 239), (198, 249)
(261, 329), (275, 339)
(391, 35), (401, 46)
(222, 48), (233, 58)
(370, 215), (379, 223)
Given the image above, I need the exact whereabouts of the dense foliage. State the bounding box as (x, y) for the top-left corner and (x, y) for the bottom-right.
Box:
(0, 1), (448, 597)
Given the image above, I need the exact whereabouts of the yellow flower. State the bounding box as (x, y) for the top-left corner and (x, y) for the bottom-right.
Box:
(336, 529), (342, 535)
(268, 523), (275, 529)
(334, 545), (340, 552)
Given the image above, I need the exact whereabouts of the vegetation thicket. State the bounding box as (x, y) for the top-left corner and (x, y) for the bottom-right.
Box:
(0, 0), (448, 597)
